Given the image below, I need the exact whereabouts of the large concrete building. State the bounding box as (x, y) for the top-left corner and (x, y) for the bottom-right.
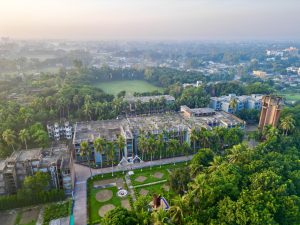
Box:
(210, 94), (263, 113)
(258, 95), (283, 129)
(0, 145), (74, 195)
(73, 105), (245, 165)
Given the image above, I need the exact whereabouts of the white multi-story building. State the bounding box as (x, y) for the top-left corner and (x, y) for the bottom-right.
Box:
(210, 94), (263, 113)
(47, 121), (73, 140)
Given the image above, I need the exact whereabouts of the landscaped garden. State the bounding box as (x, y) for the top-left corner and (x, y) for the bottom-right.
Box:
(87, 162), (187, 224)
(87, 175), (132, 225)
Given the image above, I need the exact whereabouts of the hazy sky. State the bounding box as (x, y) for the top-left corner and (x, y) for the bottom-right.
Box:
(1, 0), (300, 40)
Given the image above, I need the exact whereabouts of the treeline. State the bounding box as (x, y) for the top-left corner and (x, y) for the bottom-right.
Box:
(0, 172), (66, 210)
(0, 189), (65, 210)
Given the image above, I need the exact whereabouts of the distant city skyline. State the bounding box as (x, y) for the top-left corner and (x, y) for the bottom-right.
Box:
(1, 0), (300, 41)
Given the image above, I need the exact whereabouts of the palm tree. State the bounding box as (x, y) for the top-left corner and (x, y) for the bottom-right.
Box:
(147, 135), (156, 170)
(168, 139), (180, 165)
(19, 107), (33, 125)
(94, 137), (105, 177)
(181, 141), (190, 165)
(226, 144), (247, 164)
(56, 97), (65, 120)
(280, 115), (295, 135)
(80, 141), (92, 177)
(83, 102), (92, 121)
(138, 134), (147, 161)
(208, 156), (223, 173)
(2, 129), (16, 151)
(168, 205), (184, 225)
(19, 129), (30, 150)
(107, 141), (115, 176)
(229, 98), (238, 114)
(151, 208), (169, 225)
(84, 95), (93, 120)
(190, 128), (198, 154)
(199, 128), (210, 148)
(117, 135), (125, 161)
(156, 133), (165, 167)
(189, 174), (206, 203)
(73, 95), (81, 111)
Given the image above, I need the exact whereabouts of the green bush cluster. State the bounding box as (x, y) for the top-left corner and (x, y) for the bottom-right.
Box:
(0, 189), (65, 210)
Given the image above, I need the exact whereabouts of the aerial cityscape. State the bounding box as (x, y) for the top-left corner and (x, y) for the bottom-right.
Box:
(0, 1), (300, 225)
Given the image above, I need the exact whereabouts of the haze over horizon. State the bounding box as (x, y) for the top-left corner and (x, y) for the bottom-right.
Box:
(1, 0), (300, 41)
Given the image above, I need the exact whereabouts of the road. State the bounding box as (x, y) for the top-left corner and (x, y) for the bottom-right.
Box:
(73, 155), (193, 225)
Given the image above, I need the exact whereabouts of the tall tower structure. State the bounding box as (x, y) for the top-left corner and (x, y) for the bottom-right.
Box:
(258, 95), (282, 129)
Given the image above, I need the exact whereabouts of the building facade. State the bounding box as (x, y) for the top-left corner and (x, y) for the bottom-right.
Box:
(258, 95), (283, 129)
(0, 145), (74, 196)
(47, 121), (73, 141)
(210, 94), (263, 113)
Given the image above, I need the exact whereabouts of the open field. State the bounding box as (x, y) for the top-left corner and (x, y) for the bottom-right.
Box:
(278, 91), (300, 102)
(93, 80), (163, 96)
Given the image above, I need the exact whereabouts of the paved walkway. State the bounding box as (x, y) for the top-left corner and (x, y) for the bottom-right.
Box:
(124, 173), (136, 201)
(133, 179), (167, 189)
(73, 155), (192, 225)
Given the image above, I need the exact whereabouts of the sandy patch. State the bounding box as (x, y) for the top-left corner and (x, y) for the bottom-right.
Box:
(95, 189), (113, 202)
(20, 207), (40, 224)
(0, 211), (17, 225)
(162, 184), (170, 191)
(121, 199), (131, 210)
(153, 172), (164, 179)
(99, 204), (115, 217)
(135, 176), (147, 183)
(139, 189), (149, 196)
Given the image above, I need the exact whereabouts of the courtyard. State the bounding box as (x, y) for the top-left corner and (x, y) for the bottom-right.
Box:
(87, 162), (186, 224)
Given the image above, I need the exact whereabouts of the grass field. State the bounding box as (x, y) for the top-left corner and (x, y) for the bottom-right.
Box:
(282, 93), (300, 101)
(93, 80), (163, 96)
(277, 90), (300, 102)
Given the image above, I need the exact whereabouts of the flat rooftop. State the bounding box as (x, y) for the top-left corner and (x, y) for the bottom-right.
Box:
(7, 148), (42, 162)
(73, 107), (245, 142)
(127, 113), (190, 134)
(74, 119), (126, 142)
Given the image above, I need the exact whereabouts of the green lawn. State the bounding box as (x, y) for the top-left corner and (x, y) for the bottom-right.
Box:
(89, 186), (127, 224)
(135, 182), (175, 200)
(282, 93), (300, 101)
(93, 80), (163, 96)
(130, 163), (185, 187)
(278, 91), (300, 102)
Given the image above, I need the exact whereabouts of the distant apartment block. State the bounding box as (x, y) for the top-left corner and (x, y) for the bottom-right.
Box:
(253, 70), (267, 78)
(210, 94), (263, 113)
(73, 105), (245, 165)
(258, 95), (283, 129)
(0, 145), (74, 195)
(47, 121), (73, 140)
(182, 81), (202, 89)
